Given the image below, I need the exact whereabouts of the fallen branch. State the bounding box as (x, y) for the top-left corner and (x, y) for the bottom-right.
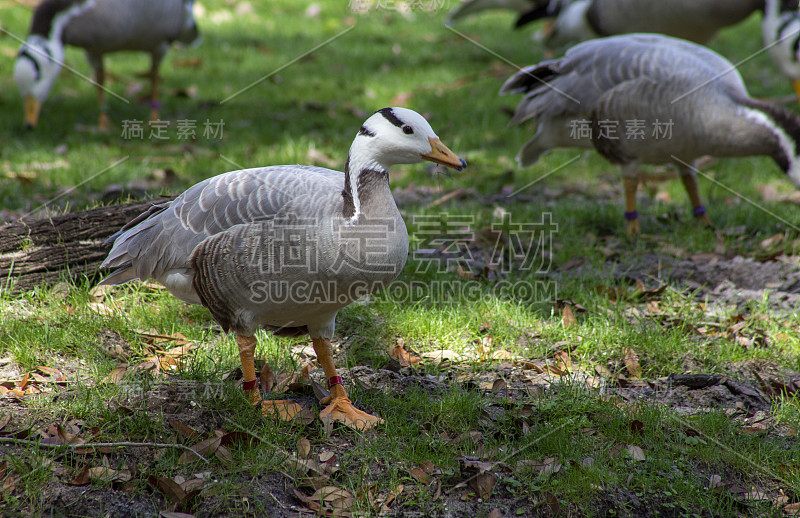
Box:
(0, 437), (209, 463)
(0, 196), (173, 294)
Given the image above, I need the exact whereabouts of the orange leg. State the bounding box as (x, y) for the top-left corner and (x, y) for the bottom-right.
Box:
(148, 58), (160, 122)
(679, 170), (713, 228)
(95, 64), (110, 131)
(237, 334), (301, 418)
(236, 335), (261, 404)
(312, 337), (383, 431)
(623, 176), (640, 235)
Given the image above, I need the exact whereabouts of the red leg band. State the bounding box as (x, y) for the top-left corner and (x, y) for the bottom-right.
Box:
(328, 376), (343, 389)
(242, 379), (257, 391)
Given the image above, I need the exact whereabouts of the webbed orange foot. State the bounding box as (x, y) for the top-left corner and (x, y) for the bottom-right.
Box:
(320, 385), (383, 431)
(693, 208), (714, 228)
(244, 384), (262, 405)
(625, 217), (640, 235)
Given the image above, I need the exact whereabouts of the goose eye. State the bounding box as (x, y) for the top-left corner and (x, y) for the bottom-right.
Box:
(402, 125), (414, 135)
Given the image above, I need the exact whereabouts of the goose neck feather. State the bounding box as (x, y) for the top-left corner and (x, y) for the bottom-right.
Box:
(739, 98), (800, 187)
(30, 0), (94, 41)
(341, 139), (390, 223)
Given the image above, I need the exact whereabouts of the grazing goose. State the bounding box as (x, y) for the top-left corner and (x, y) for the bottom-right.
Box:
(447, 0), (766, 44)
(14, 0), (199, 129)
(763, 0), (800, 103)
(500, 34), (800, 233)
(98, 107), (466, 430)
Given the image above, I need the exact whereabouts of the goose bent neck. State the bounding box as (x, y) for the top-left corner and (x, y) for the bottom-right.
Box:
(341, 140), (394, 222)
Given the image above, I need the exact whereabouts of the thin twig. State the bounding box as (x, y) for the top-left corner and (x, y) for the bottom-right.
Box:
(0, 437), (209, 463)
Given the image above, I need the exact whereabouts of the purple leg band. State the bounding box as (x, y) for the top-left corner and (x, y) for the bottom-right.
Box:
(692, 206), (706, 217)
(624, 211), (638, 221)
(149, 100), (162, 110)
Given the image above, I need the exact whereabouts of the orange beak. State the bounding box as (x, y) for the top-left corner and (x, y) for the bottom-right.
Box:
(24, 95), (41, 128)
(421, 137), (466, 171)
(792, 78), (800, 105)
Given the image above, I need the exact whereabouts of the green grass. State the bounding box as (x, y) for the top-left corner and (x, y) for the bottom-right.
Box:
(2, 0), (800, 516)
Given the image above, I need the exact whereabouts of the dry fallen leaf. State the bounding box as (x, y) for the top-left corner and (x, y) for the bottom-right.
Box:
(490, 349), (514, 360)
(491, 378), (506, 394)
(220, 430), (261, 448)
(545, 491), (561, 515)
(297, 437), (311, 459)
(409, 467), (430, 484)
(517, 457), (562, 476)
(623, 348), (642, 378)
(215, 445), (234, 464)
(87, 302), (116, 316)
(627, 445), (646, 461)
(554, 350), (571, 372)
(148, 475), (187, 507)
(88, 284), (114, 301)
(66, 464), (91, 486)
(179, 436), (221, 464)
(88, 466), (131, 482)
(469, 472), (497, 500)
(261, 401), (304, 421)
(389, 344), (421, 367)
(169, 420), (201, 441)
(562, 305), (577, 328)
(260, 362), (275, 393)
(421, 350), (463, 363)
(294, 485), (355, 515)
(160, 512), (197, 518)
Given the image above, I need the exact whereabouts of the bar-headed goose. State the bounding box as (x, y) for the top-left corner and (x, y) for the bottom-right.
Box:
(99, 107), (466, 430)
(14, 0), (199, 129)
(451, 0), (800, 104)
(500, 34), (800, 233)
(447, 0), (765, 44)
(764, 0), (800, 103)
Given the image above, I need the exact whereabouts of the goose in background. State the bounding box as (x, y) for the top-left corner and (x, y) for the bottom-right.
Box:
(764, 0), (800, 103)
(14, 0), (199, 130)
(446, 0), (553, 29)
(500, 34), (800, 233)
(99, 107), (466, 430)
(447, 0), (768, 45)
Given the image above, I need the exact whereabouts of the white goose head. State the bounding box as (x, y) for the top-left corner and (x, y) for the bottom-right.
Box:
(14, 0), (95, 128)
(348, 107), (466, 173)
(14, 36), (65, 128)
(343, 107), (466, 221)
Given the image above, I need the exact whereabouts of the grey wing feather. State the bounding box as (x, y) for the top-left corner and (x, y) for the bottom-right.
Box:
(100, 165), (343, 284)
(63, 0), (199, 52)
(589, 73), (741, 165)
(502, 34), (748, 125)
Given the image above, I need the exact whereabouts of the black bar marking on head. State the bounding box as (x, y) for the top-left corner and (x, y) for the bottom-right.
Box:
(18, 48), (41, 79)
(377, 107), (404, 128)
(358, 125), (376, 137)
